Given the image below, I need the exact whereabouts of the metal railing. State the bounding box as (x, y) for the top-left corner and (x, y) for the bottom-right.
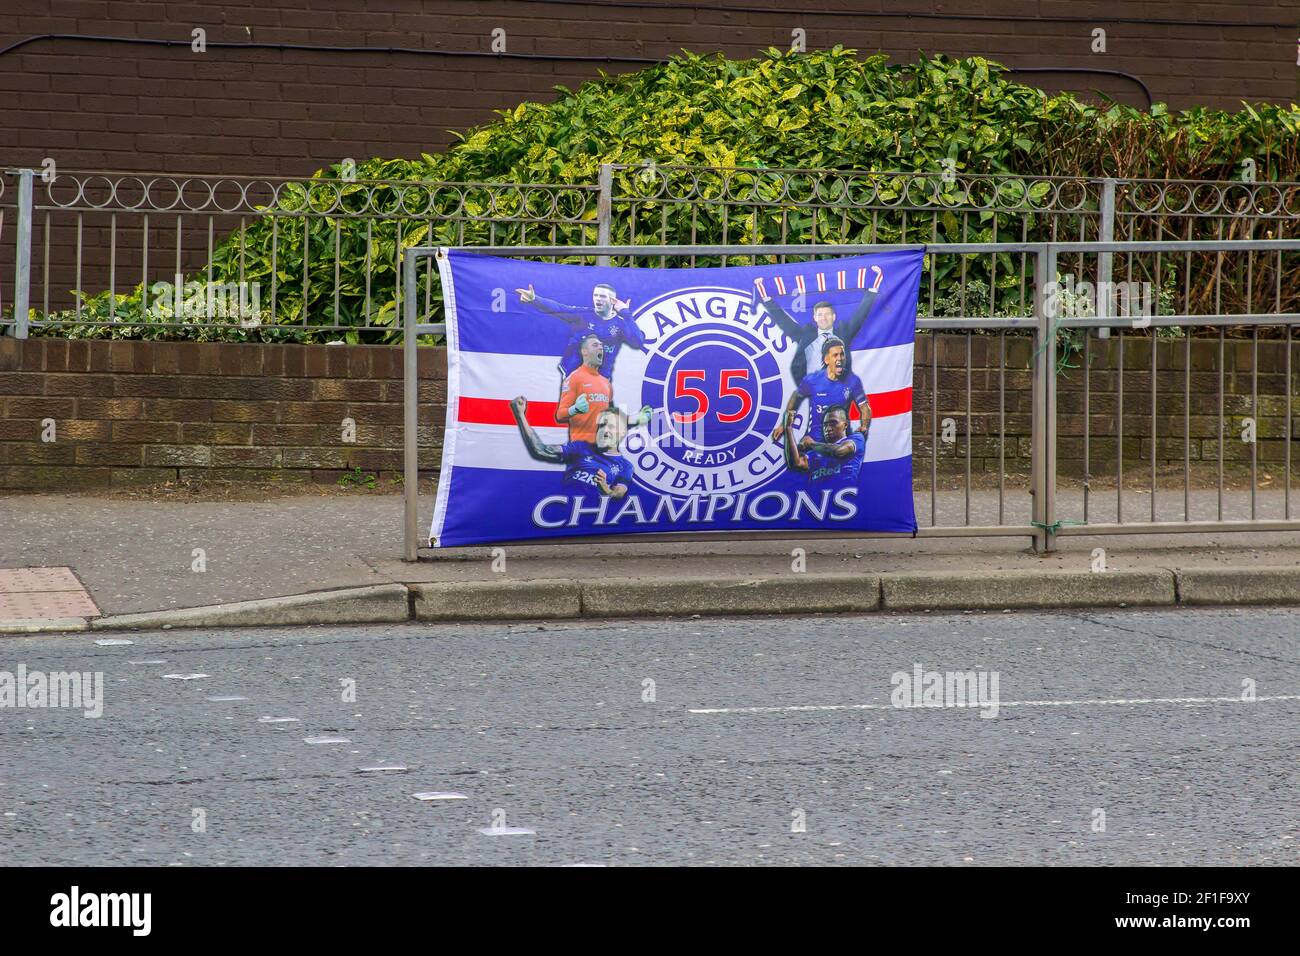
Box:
(401, 239), (1300, 559)
(7, 165), (1299, 338)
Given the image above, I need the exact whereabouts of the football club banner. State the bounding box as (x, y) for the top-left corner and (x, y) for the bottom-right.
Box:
(431, 248), (924, 546)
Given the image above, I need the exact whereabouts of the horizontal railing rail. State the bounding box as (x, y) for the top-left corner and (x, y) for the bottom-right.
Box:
(7, 165), (1299, 340)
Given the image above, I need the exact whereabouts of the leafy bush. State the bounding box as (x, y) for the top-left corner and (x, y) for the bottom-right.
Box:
(36, 48), (1300, 341)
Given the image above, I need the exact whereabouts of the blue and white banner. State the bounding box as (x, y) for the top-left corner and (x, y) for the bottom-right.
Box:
(431, 248), (924, 546)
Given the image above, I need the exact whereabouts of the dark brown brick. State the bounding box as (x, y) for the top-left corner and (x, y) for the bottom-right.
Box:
(43, 373), (114, 397)
(112, 375), (182, 398)
(0, 442), (75, 465)
(76, 443), (145, 466)
(6, 396), (76, 418)
(211, 400), (273, 423)
(76, 398), (145, 420)
(181, 422), (252, 445)
(0, 465), (110, 489)
(111, 421), (180, 443)
(211, 446), (283, 468)
(110, 467), (178, 487)
(0, 372), (44, 395)
(144, 445), (212, 467)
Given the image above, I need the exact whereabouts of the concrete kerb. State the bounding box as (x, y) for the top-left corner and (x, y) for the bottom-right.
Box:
(0, 617), (91, 634)
(881, 568), (1177, 611)
(40, 567), (1300, 631)
(410, 580), (582, 621)
(1174, 566), (1300, 606)
(580, 574), (882, 617)
(91, 584), (410, 631)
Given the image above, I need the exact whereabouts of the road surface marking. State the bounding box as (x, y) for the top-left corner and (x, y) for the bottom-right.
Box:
(688, 693), (1300, 715)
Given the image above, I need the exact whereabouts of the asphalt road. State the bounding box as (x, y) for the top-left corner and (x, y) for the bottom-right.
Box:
(1, 607), (1297, 866)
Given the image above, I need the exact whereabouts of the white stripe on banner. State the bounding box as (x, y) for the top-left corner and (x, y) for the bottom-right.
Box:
(452, 424), (573, 472)
(852, 342), (912, 394)
(459, 350), (566, 401)
(458, 342), (914, 401)
(450, 413), (911, 472)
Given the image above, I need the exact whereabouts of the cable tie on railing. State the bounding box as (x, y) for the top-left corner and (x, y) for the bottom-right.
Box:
(1030, 519), (1087, 533)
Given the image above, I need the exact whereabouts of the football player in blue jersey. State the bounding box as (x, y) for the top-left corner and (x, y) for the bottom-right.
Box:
(514, 280), (647, 382)
(510, 395), (636, 499)
(773, 336), (871, 445)
(782, 404), (866, 488)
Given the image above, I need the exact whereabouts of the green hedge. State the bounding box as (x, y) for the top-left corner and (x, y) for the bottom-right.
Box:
(36, 48), (1300, 341)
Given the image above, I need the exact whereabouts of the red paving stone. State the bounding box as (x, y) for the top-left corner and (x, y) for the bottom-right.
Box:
(0, 567), (100, 621)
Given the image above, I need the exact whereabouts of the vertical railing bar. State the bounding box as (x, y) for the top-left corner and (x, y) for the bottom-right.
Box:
(1150, 249), (1160, 522)
(1117, 328), (1124, 524)
(108, 212), (116, 322)
(1083, 326), (1091, 524)
(965, 330), (972, 525)
(1217, 325), (1225, 522)
(238, 216), (246, 326)
(1150, 296), (1157, 523)
(270, 217), (278, 322)
(931, 325), (938, 528)
(988, 214), (999, 319)
(140, 212), (148, 319)
(928, 212), (937, 309)
(402, 248), (420, 560)
(42, 210), (50, 317)
(691, 200), (701, 269)
(1284, 247), (1291, 521)
(1183, 217), (1192, 521)
(998, 330), (1005, 524)
(302, 216), (310, 327)
(1211, 217), (1223, 521)
(595, 163), (612, 267)
(173, 213), (182, 321)
(334, 218), (342, 326)
(1031, 245), (1057, 552)
(363, 219), (372, 323)
(1251, 325), (1258, 520)
(75, 212), (83, 320)
(10, 168), (33, 337)
(1184, 324), (1191, 522)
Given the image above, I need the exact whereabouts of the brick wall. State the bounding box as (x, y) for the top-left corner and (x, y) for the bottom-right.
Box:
(1, 335), (1293, 490)
(0, 337), (443, 489)
(2, 1), (1295, 179)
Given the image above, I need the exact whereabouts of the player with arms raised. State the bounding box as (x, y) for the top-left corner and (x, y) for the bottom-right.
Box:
(756, 264), (884, 386)
(515, 280), (646, 383)
(510, 398), (635, 499)
(783, 405), (866, 488)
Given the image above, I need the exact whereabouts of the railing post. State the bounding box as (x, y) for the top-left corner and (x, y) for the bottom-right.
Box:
(1031, 244), (1059, 553)
(595, 163), (613, 267)
(10, 168), (34, 338)
(1097, 177), (1116, 340)
(403, 247), (421, 561)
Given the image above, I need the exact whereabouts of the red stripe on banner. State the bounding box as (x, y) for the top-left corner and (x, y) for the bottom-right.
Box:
(458, 396), (560, 428)
(457, 388), (913, 428)
(864, 387), (912, 419)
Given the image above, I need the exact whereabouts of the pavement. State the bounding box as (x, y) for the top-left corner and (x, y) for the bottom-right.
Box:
(5, 487), (1300, 630)
(1, 609), (1296, 865)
